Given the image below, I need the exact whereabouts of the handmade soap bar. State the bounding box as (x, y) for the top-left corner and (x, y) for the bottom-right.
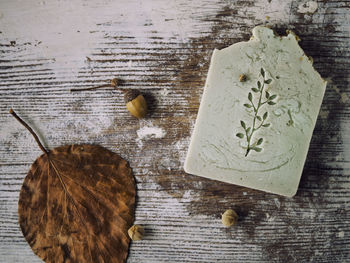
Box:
(184, 26), (327, 197)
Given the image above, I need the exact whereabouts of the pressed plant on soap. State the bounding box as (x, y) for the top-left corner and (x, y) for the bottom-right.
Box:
(184, 26), (327, 197)
(236, 68), (278, 156)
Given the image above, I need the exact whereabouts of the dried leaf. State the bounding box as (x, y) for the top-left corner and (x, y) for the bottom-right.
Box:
(18, 145), (136, 263)
(11, 110), (135, 263)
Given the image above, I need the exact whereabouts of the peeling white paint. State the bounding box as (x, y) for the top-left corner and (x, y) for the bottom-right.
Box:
(274, 198), (281, 209)
(340, 93), (349, 104)
(333, 86), (349, 104)
(337, 231), (345, 238)
(136, 125), (166, 148)
(297, 1), (318, 14)
(0, 0), (219, 79)
(319, 109), (329, 119)
(137, 126), (166, 140)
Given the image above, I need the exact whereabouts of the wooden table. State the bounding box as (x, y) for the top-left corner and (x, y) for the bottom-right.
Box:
(1, 0), (349, 262)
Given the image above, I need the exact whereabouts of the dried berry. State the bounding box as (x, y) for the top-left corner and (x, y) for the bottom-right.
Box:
(221, 209), (238, 227)
(239, 74), (247, 82)
(128, 225), (144, 241)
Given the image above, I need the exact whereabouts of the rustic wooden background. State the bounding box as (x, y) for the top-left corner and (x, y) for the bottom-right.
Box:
(1, 0), (349, 262)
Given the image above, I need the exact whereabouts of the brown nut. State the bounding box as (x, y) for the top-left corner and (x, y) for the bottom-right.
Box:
(70, 78), (148, 118)
(124, 90), (148, 118)
(128, 225), (144, 241)
(221, 209), (238, 227)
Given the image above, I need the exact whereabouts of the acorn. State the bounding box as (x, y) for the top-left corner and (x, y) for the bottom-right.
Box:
(71, 78), (148, 118)
(124, 89), (148, 119)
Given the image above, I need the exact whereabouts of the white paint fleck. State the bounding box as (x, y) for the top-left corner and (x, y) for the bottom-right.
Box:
(288, 225), (295, 232)
(274, 198), (281, 209)
(175, 137), (190, 167)
(243, 192), (247, 196)
(245, 0), (291, 25)
(340, 93), (349, 104)
(319, 109), (329, 119)
(128, 60), (133, 69)
(337, 231), (345, 238)
(160, 88), (170, 97)
(158, 158), (180, 171)
(333, 86), (349, 104)
(136, 125), (166, 148)
(137, 126), (166, 140)
(297, 1), (318, 14)
(268, 216), (275, 222)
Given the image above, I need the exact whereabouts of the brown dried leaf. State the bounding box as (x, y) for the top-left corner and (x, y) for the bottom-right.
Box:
(18, 144), (136, 263)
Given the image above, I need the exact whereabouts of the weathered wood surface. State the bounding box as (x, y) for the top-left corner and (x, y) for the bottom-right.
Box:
(0, 0), (349, 262)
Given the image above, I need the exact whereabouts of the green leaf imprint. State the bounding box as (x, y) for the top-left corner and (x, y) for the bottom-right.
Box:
(236, 133), (244, 138)
(237, 68), (278, 156)
(260, 68), (265, 77)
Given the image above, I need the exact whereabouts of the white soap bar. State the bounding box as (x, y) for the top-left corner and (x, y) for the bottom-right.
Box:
(184, 26), (327, 197)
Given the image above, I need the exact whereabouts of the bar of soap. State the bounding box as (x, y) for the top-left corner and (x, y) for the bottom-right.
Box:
(184, 26), (327, 197)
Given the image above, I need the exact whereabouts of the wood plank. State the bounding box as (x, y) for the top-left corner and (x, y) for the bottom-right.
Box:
(0, 0), (349, 262)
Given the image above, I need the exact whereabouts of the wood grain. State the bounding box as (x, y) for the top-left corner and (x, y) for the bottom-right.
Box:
(1, 0), (349, 262)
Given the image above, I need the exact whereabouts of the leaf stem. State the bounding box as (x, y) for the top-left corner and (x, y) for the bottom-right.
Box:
(249, 100), (257, 112)
(245, 77), (266, 156)
(9, 109), (49, 155)
(70, 84), (111, 92)
(70, 78), (123, 92)
(70, 85), (126, 93)
(256, 119), (266, 130)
